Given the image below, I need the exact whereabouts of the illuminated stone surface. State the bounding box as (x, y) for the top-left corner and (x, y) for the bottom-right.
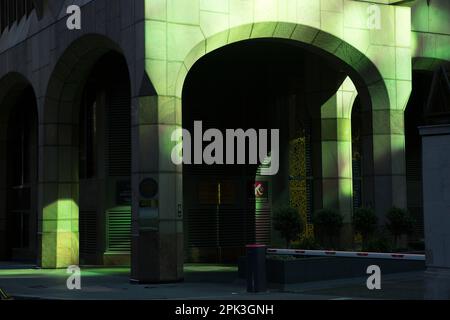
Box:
(0, 0), (447, 284)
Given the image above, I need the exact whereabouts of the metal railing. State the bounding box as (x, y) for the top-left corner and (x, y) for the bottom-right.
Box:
(266, 248), (426, 261)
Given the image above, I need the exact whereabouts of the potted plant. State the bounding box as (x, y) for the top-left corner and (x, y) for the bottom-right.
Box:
(272, 206), (304, 248)
(292, 235), (321, 250)
(313, 208), (343, 249)
(352, 207), (378, 248)
(386, 207), (415, 249)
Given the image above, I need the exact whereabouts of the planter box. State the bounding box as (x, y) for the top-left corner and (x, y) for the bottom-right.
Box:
(238, 256), (425, 285)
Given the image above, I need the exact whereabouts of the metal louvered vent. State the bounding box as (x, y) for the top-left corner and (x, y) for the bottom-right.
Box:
(305, 130), (314, 223)
(188, 208), (218, 247)
(188, 207), (259, 248)
(106, 208), (131, 253)
(406, 157), (422, 181)
(254, 206), (271, 244)
(107, 86), (131, 177)
(306, 179), (314, 223)
(406, 155), (424, 238)
(79, 211), (97, 255)
(411, 207), (424, 238)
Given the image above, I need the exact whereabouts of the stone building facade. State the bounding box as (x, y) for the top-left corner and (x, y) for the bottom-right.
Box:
(0, 0), (448, 283)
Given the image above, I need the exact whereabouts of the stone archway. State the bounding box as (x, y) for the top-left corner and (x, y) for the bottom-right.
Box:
(40, 35), (133, 268)
(173, 22), (408, 220)
(133, 1), (412, 282)
(181, 39), (361, 257)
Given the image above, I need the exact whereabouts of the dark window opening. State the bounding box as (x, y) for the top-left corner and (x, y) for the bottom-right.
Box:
(404, 68), (450, 239)
(79, 87), (98, 180)
(78, 51), (132, 265)
(182, 40), (332, 263)
(6, 85), (38, 259)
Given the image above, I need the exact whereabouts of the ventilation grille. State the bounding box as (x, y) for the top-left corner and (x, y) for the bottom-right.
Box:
(79, 211), (97, 255)
(187, 207), (266, 248)
(107, 87), (131, 177)
(410, 206), (424, 238)
(306, 179), (314, 224)
(106, 208), (131, 253)
(305, 131), (314, 223)
(255, 207), (271, 244)
(406, 156), (424, 238)
(406, 157), (422, 181)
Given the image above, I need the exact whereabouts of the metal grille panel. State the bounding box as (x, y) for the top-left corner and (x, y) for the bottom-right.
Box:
(106, 208), (131, 253)
(79, 211), (97, 255)
(107, 87), (131, 177)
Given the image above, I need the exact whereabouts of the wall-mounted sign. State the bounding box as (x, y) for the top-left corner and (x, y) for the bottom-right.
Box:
(139, 199), (159, 208)
(249, 181), (268, 199)
(139, 178), (158, 199)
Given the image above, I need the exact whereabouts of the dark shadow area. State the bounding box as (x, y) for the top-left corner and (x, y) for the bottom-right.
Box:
(182, 39), (345, 264)
(1, 85), (38, 263)
(405, 65), (450, 241)
(78, 51), (132, 266)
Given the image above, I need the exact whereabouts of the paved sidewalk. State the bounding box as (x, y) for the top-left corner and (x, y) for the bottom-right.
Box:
(0, 263), (427, 300)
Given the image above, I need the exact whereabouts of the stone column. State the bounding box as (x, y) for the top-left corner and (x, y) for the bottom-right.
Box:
(38, 119), (79, 268)
(0, 122), (7, 259)
(360, 106), (407, 222)
(320, 78), (357, 246)
(130, 95), (183, 283)
(420, 125), (450, 299)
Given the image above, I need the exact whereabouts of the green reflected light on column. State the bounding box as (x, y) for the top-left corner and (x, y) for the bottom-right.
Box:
(41, 199), (79, 268)
(411, 1), (450, 60)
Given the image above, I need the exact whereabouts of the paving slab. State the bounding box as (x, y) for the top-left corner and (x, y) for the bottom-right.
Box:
(0, 263), (428, 300)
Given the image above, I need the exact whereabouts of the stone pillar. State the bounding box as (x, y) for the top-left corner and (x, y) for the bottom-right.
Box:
(320, 79), (357, 246)
(0, 122), (7, 259)
(420, 125), (450, 299)
(38, 120), (79, 268)
(130, 95), (183, 283)
(361, 107), (407, 222)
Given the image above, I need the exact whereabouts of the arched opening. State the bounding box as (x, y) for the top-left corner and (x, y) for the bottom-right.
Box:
(351, 89), (379, 212)
(405, 62), (450, 243)
(182, 39), (353, 263)
(351, 97), (363, 211)
(0, 79), (38, 263)
(41, 36), (133, 268)
(78, 51), (132, 265)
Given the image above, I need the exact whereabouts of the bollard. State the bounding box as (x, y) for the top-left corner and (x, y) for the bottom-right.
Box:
(246, 244), (267, 293)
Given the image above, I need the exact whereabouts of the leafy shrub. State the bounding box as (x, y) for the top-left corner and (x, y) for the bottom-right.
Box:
(409, 240), (425, 251)
(352, 207), (378, 245)
(273, 206), (304, 248)
(292, 235), (321, 250)
(362, 236), (392, 252)
(313, 208), (343, 249)
(386, 207), (415, 247)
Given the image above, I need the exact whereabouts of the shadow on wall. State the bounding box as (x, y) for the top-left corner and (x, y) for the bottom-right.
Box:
(0, 73), (38, 263)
